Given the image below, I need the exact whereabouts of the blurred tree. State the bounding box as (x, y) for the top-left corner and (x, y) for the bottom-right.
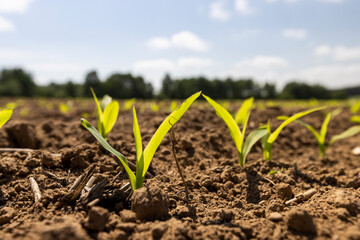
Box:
(160, 73), (173, 98)
(83, 70), (101, 97)
(0, 68), (36, 96)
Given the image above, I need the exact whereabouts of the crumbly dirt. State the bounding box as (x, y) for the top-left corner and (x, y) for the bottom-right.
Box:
(0, 98), (360, 240)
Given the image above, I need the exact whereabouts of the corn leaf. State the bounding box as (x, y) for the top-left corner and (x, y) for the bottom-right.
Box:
(330, 125), (360, 145)
(81, 118), (136, 190)
(320, 113), (331, 141)
(267, 107), (325, 144)
(350, 115), (360, 123)
(142, 91), (201, 177)
(100, 95), (112, 112)
(278, 116), (322, 144)
(240, 128), (267, 167)
(132, 107), (144, 189)
(0, 109), (13, 128)
(203, 94), (243, 153)
(235, 97), (254, 126)
(90, 88), (104, 134)
(102, 101), (119, 136)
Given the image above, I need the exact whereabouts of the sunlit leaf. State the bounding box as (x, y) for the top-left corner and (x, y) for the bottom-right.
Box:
(330, 125), (360, 145)
(240, 128), (267, 167)
(102, 101), (119, 136)
(81, 118), (136, 190)
(267, 107), (325, 144)
(0, 109), (13, 128)
(203, 94), (243, 153)
(142, 91), (201, 177)
(100, 95), (112, 112)
(235, 97), (254, 126)
(132, 107), (144, 189)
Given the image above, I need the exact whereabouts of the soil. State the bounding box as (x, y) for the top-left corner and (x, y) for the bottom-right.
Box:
(0, 98), (360, 240)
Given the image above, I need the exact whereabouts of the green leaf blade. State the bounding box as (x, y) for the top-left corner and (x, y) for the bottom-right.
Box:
(142, 91), (201, 177)
(240, 128), (267, 167)
(203, 94), (244, 153)
(103, 101), (119, 136)
(235, 97), (254, 126)
(330, 125), (360, 145)
(267, 107), (325, 144)
(81, 118), (136, 190)
(0, 109), (13, 128)
(320, 113), (331, 140)
(132, 107), (144, 189)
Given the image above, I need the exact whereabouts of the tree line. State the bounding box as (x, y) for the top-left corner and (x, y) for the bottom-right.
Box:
(0, 68), (349, 99)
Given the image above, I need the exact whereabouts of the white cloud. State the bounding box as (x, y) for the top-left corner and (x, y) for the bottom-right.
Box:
(234, 0), (253, 14)
(298, 63), (360, 88)
(282, 29), (308, 40)
(0, 0), (34, 13)
(314, 45), (360, 61)
(146, 31), (209, 52)
(210, 0), (231, 21)
(0, 15), (15, 31)
(234, 55), (288, 69)
(147, 37), (171, 50)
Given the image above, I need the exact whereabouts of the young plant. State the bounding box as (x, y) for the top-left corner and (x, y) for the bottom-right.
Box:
(0, 109), (13, 128)
(279, 112), (360, 157)
(262, 107), (325, 160)
(81, 91), (201, 191)
(203, 94), (267, 167)
(91, 88), (119, 140)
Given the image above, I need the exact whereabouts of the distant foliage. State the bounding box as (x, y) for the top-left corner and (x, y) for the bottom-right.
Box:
(0, 68), (353, 99)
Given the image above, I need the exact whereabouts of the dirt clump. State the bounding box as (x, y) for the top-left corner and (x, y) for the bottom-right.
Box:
(285, 208), (317, 234)
(131, 185), (170, 221)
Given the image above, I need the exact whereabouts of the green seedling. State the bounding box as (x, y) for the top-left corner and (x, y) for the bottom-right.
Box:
(279, 112), (360, 157)
(91, 88), (119, 140)
(170, 100), (177, 111)
(350, 115), (360, 124)
(150, 102), (159, 112)
(124, 98), (136, 110)
(0, 109), (13, 128)
(350, 101), (360, 114)
(203, 94), (267, 167)
(81, 91), (201, 191)
(268, 166), (284, 175)
(235, 97), (254, 126)
(262, 107), (325, 160)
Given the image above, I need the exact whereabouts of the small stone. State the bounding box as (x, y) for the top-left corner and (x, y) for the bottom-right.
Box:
(0, 207), (16, 225)
(351, 146), (360, 155)
(285, 208), (316, 234)
(119, 210), (136, 223)
(268, 212), (283, 222)
(277, 183), (293, 200)
(84, 206), (109, 231)
(131, 186), (169, 221)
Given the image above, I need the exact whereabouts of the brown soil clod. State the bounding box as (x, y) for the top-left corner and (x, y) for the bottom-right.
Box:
(131, 185), (170, 221)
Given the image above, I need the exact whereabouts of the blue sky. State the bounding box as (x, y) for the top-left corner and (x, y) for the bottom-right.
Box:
(0, 0), (359, 90)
